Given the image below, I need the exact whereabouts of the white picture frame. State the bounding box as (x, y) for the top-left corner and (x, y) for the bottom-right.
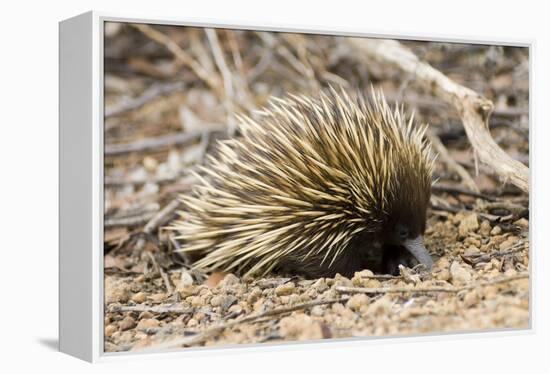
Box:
(59, 10), (533, 363)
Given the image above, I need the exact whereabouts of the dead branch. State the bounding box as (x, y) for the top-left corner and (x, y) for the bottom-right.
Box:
(484, 201), (528, 218)
(347, 38), (529, 192)
(143, 199), (181, 235)
(131, 24), (222, 94)
(105, 211), (157, 228)
(105, 128), (223, 156)
(431, 183), (498, 202)
(104, 173), (188, 186)
(105, 81), (185, 118)
(429, 202), (508, 223)
(108, 304), (194, 315)
(205, 28), (237, 131)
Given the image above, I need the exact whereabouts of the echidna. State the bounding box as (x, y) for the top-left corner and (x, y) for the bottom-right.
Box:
(171, 88), (435, 278)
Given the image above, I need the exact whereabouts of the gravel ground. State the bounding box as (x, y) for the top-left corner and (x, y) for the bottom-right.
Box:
(104, 212), (529, 352)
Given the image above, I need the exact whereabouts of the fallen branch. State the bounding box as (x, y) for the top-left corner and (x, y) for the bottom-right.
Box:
(429, 202), (508, 223)
(143, 199), (181, 235)
(108, 304), (194, 315)
(105, 128), (223, 156)
(105, 81), (185, 118)
(348, 38), (529, 192)
(105, 211), (157, 228)
(335, 273), (528, 295)
(104, 173), (186, 186)
(484, 201), (528, 219)
(131, 24), (221, 94)
(431, 183), (498, 202)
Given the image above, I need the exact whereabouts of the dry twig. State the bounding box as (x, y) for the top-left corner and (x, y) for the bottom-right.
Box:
(335, 273), (528, 295)
(143, 199), (181, 235)
(205, 28), (237, 131)
(429, 202), (507, 222)
(145, 251), (174, 295)
(108, 304), (194, 315)
(105, 128), (223, 156)
(131, 24), (222, 94)
(431, 183), (498, 202)
(105, 211), (157, 228)
(105, 81), (185, 118)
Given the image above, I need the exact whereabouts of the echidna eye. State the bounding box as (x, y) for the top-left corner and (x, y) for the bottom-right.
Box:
(398, 227), (409, 240)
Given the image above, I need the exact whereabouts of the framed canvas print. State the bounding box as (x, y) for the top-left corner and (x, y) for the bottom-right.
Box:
(59, 11), (531, 362)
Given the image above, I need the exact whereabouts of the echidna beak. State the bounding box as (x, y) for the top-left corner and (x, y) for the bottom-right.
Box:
(403, 236), (433, 270)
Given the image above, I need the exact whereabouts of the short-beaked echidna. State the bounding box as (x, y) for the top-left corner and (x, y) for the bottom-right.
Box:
(171, 89), (435, 278)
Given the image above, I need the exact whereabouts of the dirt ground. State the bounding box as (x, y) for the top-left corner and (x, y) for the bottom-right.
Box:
(102, 23), (529, 352)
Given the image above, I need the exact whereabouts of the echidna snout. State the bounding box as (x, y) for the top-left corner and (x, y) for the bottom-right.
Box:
(378, 216), (433, 275)
(171, 88), (435, 278)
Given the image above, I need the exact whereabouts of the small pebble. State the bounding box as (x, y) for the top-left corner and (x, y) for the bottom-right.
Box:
(463, 290), (479, 308)
(464, 246), (480, 256)
(310, 305), (325, 317)
(312, 278), (328, 292)
(218, 273), (240, 287)
(137, 318), (160, 330)
(367, 295), (393, 316)
(275, 282), (296, 296)
(458, 213), (479, 238)
(500, 236), (520, 250)
(189, 296), (202, 307)
(104, 324), (118, 337)
(333, 274), (352, 287)
(119, 316), (136, 331)
(490, 225), (502, 236)
(149, 293), (167, 303)
(346, 294), (370, 312)
(178, 286), (196, 298)
(450, 261), (472, 284)
(228, 304), (243, 314)
(180, 271), (194, 287)
(143, 156), (158, 172)
(139, 311), (154, 320)
(221, 295), (238, 311)
(210, 295), (223, 307)
(514, 218), (529, 229)
(131, 292), (146, 304)
(279, 314), (323, 340)
(479, 220), (492, 236)
(464, 237), (481, 248)
(247, 287), (262, 304)
(435, 269), (451, 281)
